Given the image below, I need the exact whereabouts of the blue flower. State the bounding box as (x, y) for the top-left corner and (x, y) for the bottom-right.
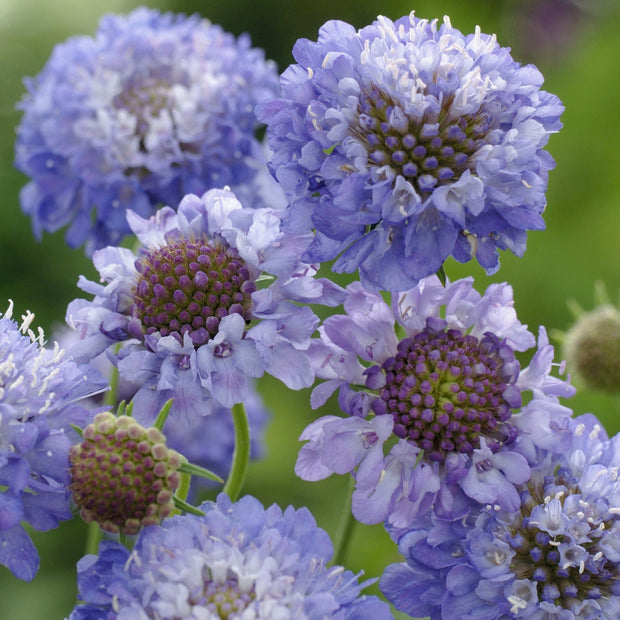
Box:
(0, 301), (107, 581)
(15, 7), (282, 254)
(380, 414), (620, 618)
(296, 276), (575, 526)
(257, 13), (564, 291)
(66, 188), (344, 420)
(68, 494), (394, 619)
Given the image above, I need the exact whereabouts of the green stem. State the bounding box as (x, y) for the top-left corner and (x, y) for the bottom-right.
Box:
(222, 402), (251, 502)
(85, 521), (102, 556)
(103, 355), (120, 409)
(332, 475), (357, 566)
(436, 264), (447, 287)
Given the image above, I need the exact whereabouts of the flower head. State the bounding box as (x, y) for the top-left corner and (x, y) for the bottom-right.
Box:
(15, 7), (281, 254)
(68, 493), (393, 619)
(0, 301), (107, 581)
(380, 414), (620, 618)
(296, 276), (575, 526)
(560, 284), (620, 393)
(69, 412), (182, 535)
(258, 13), (563, 291)
(66, 187), (344, 419)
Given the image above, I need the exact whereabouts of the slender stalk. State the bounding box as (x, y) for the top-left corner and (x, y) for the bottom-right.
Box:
(85, 521), (102, 556)
(222, 402), (251, 502)
(436, 264), (447, 287)
(102, 356), (120, 409)
(332, 475), (357, 566)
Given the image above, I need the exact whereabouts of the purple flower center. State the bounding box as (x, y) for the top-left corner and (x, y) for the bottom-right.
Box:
(132, 235), (257, 347)
(370, 327), (516, 462)
(190, 574), (255, 617)
(502, 475), (619, 607)
(353, 85), (490, 194)
(69, 412), (181, 535)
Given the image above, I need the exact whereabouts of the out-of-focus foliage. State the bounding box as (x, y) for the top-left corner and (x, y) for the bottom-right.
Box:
(1, 0), (619, 617)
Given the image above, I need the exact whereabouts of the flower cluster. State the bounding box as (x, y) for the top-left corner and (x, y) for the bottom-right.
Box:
(15, 7), (281, 254)
(7, 5), (617, 620)
(68, 494), (393, 619)
(258, 13), (564, 291)
(0, 302), (106, 581)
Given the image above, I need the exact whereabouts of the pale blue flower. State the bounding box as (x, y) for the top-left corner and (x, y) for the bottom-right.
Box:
(296, 276), (575, 527)
(67, 188), (344, 419)
(381, 414), (620, 619)
(0, 302), (106, 581)
(68, 494), (393, 619)
(258, 13), (564, 291)
(16, 7), (282, 254)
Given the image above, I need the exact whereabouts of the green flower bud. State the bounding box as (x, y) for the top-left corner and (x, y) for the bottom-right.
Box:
(69, 411), (182, 535)
(563, 304), (620, 393)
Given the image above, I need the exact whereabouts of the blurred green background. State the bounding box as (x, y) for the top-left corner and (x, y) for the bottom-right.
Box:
(1, 0), (620, 617)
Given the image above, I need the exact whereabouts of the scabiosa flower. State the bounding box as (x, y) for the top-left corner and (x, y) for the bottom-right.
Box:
(68, 493), (393, 619)
(296, 276), (575, 527)
(15, 7), (281, 254)
(380, 414), (620, 618)
(0, 301), (107, 581)
(258, 13), (564, 291)
(66, 187), (344, 420)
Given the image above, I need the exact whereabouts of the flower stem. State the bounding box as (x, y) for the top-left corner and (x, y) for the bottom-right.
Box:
(222, 402), (251, 502)
(332, 475), (357, 566)
(103, 350), (120, 409)
(436, 264), (447, 287)
(85, 521), (102, 556)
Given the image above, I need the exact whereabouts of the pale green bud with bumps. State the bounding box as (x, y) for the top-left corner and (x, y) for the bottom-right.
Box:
(560, 282), (620, 393)
(69, 411), (183, 535)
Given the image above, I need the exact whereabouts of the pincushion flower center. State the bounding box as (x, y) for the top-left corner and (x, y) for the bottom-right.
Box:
(132, 235), (257, 347)
(192, 573), (256, 618)
(506, 478), (618, 607)
(371, 327), (515, 462)
(352, 85), (490, 193)
(113, 76), (173, 137)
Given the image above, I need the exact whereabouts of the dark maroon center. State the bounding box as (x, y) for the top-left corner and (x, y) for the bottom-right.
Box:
(132, 235), (256, 346)
(370, 327), (518, 462)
